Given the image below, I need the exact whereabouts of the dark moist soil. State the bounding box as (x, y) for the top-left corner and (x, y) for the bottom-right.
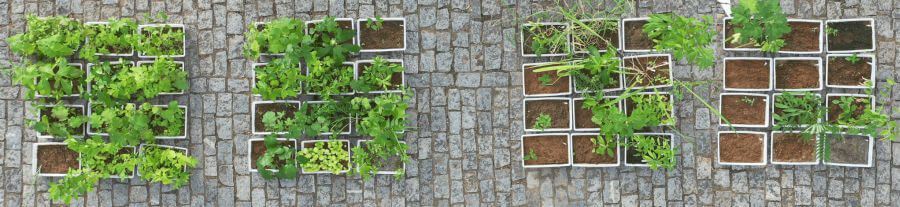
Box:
(525, 100), (570, 130)
(40, 106), (84, 136)
(776, 59), (820, 90)
(360, 20), (404, 50)
(783, 21), (821, 52)
(719, 133), (764, 163)
(827, 57), (872, 86)
(725, 59), (770, 89)
(250, 140), (295, 169)
(254, 102), (299, 132)
(572, 135), (617, 165)
(304, 141), (350, 170)
(624, 56), (670, 87)
(827, 96), (868, 124)
(359, 62), (403, 91)
(827, 134), (869, 164)
(721, 95), (766, 125)
(772, 133), (817, 163)
(149, 106), (185, 136)
(145, 26), (184, 55)
(360, 141), (403, 171)
(827, 21), (873, 51)
(37, 145), (80, 174)
(574, 99), (599, 129)
(624, 94), (671, 117)
(522, 24), (568, 55)
(623, 20), (654, 50)
(523, 135), (569, 166)
(724, 19), (757, 49)
(524, 63), (570, 95)
(575, 68), (621, 91)
(625, 135), (670, 164)
(574, 20), (619, 52)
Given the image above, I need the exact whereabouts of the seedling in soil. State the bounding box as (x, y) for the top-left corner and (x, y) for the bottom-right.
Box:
(533, 113), (552, 131)
(741, 96), (756, 106)
(538, 75), (553, 86)
(627, 135), (677, 170)
(643, 14), (716, 70)
(728, 0), (791, 52)
(366, 16), (384, 30)
(523, 149), (538, 161)
(591, 135), (616, 157)
(826, 27), (837, 35)
(845, 54), (861, 64)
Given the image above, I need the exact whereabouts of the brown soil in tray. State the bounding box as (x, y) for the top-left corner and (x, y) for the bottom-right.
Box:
(827, 57), (871, 87)
(360, 20), (404, 50)
(360, 141), (403, 171)
(254, 102), (299, 132)
(574, 99), (601, 129)
(772, 133), (817, 163)
(40, 106), (85, 136)
(827, 21), (873, 51)
(719, 133), (764, 163)
(524, 63), (570, 95)
(148, 106), (185, 136)
(522, 24), (568, 55)
(523, 135), (569, 165)
(359, 62), (403, 91)
(826, 96), (868, 124)
(827, 134), (869, 164)
(572, 135), (617, 164)
(303, 141), (350, 170)
(525, 99), (570, 130)
(624, 56), (670, 87)
(724, 19), (758, 49)
(625, 135), (670, 164)
(776, 59), (819, 89)
(721, 95), (766, 125)
(573, 20), (619, 51)
(623, 20), (654, 50)
(725, 59), (770, 89)
(782, 21), (820, 52)
(37, 145), (80, 174)
(250, 140), (296, 169)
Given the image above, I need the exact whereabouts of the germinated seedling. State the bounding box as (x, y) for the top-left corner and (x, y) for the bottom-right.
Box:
(741, 96), (756, 106)
(729, 0), (791, 52)
(845, 54), (861, 64)
(533, 113), (552, 130)
(826, 27), (837, 35)
(366, 15), (384, 30)
(523, 148), (538, 161)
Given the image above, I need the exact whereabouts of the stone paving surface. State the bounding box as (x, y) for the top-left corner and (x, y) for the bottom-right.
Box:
(0, 0), (899, 206)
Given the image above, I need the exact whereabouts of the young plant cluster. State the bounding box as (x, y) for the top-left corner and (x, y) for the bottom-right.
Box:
(728, 0), (792, 52)
(245, 17), (413, 181)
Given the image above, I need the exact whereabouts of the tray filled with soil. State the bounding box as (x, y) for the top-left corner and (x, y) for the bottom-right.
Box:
(622, 17), (655, 52)
(722, 17), (762, 51)
(826, 54), (875, 89)
(33, 142), (81, 177)
(825, 18), (875, 53)
(521, 134), (571, 168)
(770, 131), (818, 165)
(719, 93), (769, 128)
(34, 63), (85, 98)
(780, 19), (823, 54)
(35, 104), (86, 139)
(573, 58), (623, 93)
(825, 94), (874, 128)
(624, 92), (675, 126)
(252, 100), (302, 135)
(521, 22), (570, 57)
(357, 59), (404, 93)
(522, 62), (572, 97)
(248, 138), (297, 172)
(357, 17), (406, 52)
(572, 96), (621, 131)
(717, 131), (767, 166)
(306, 18), (356, 45)
(356, 140), (407, 174)
(624, 133), (674, 167)
(623, 54), (672, 89)
(572, 18), (621, 53)
(823, 133), (873, 167)
(774, 57), (822, 91)
(523, 98), (571, 132)
(723, 57), (773, 91)
(772, 92), (822, 127)
(571, 133), (619, 167)
(300, 140), (351, 174)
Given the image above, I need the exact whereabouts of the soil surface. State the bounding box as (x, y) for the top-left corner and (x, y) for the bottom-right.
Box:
(359, 62), (403, 91)
(776, 59), (820, 90)
(40, 106), (84, 136)
(625, 135), (670, 164)
(254, 102), (299, 132)
(783, 21), (821, 52)
(522, 24), (568, 55)
(250, 140), (296, 169)
(772, 133), (817, 163)
(525, 99), (570, 130)
(523, 135), (569, 166)
(623, 20), (654, 50)
(37, 144), (80, 174)
(721, 95), (766, 125)
(624, 55), (670, 87)
(827, 56), (872, 87)
(573, 99), (602, 129)
(724, 19), (758, 49)
(725, 59), (770, 89)
(308, 20), (355, 45)
(149, 106), (185, 136)
(360, 141), (403, 172)
(360, 20), (404, 50)
(572, 135), (617, 165)
(827, 96), (869, 124)
(719, 133), (765, 163)
(827, 134), (869, 164)
(573, 20), (619, 52)
(827, 21), (873, 51)
(303, 141), (350, 170)
(524, 64), (570, 95)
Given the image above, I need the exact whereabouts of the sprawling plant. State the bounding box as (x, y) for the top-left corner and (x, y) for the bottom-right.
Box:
(30, 103), (88, 138)
(256, 134), (301, 179)
(644, 14), (715, 70)
(627, 134), (677, 170)
(80, 18), (139, 61)
(253, 61), (305, 101)
(135, 13), (184, 57)
(139, 101), (185, 137)
(10, 58), (85, 100)
(298, 139), (350, 174)
(352, 57), (405, 93)
(729, 0), (791, 52)
(524, 21), (569, 57)
(48, 136), (140, 204)
(304, 54), (354, 97)
(48, 168), (103, 204)
(7, 14), (86, 58)
(89, 103), (153, 146)
(773, 91), (823, 132)
(88, 58), (188, 102)
(350, 90), (413, 180)
(137, 145), (197, 189)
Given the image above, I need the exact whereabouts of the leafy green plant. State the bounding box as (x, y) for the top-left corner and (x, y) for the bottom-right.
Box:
(366, 16), (384, 30)
(304, 54), (354, 97)
(298, 139), (350, 174)
(627, 134), (677, 170)
(137, 145), (197, 188)
(80, 18), (139, 61)
(524, 22), (569, 56)
(48, 168), (102, 204)
(139, 101), (185, 137)
(773, 92), (823, 133)
(89, 103), (153, 146)
(352, 57), (405, 93)
(253, 60), (305, 101)
(30, 103), (88, 138)
(350, 90), (413, 180)
(533, 113), (552, 130)
(89, 58), (188, 102)
(523, 148), (538, 161)
(643, 14), (716, 70)
(845, 54), (861, 64)
(9, 58), (85, 100)
(741, 96), (756, 105)
(66, 136), (140, 179)
(243, 18), (310, 60)
(729, 0), (791, 52)
(256, 135), (301, 179)
(135, 13), (184, 57)
(590, 135), (617, 157)
(825, 27), (837, 35)
(7, 14), (86, 58)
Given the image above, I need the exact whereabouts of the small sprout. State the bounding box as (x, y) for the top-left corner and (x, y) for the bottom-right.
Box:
(366, 15), (384, 30)
(741, 96), (756, 106)
(524, 149), (538, 161)
(845, 54), (861, 64)
(533, 113), (552, 130)
(538, 75), (553, 86)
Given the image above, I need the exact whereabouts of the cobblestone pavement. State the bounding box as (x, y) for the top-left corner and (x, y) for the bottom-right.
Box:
(0, 0), (899, 206)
